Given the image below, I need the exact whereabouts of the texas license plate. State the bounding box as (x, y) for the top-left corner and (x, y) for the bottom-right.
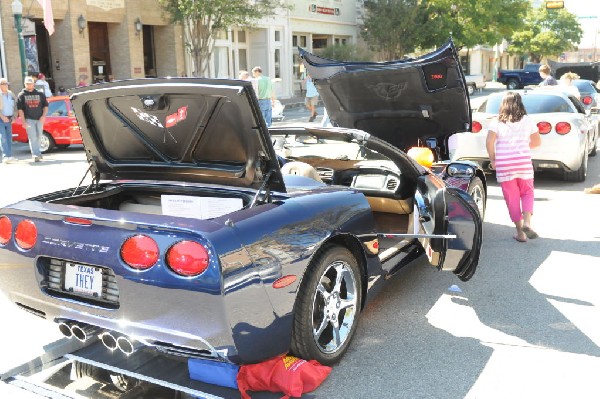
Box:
(64, 262), (103, 297)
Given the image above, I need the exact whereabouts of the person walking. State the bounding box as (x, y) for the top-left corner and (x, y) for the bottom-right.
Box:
(305, 75), (319, 122)
(0, 78), (18, 164)
(17, 76), (48, 162)
(251, 66), (276, 127)
(486, 92), (542, 243)
(35, 73), (53, 97)
(538, 64), (557, 86)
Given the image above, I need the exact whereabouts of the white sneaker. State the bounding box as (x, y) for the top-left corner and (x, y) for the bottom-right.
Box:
(1, 158), (8, 164)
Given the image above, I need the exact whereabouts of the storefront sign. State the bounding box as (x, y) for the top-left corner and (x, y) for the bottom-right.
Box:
(86, 0), (125, 11)
(309, 4), (340, 15)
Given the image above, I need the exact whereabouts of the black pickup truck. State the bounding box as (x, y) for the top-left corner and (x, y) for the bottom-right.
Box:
(497, 63), (542, 89)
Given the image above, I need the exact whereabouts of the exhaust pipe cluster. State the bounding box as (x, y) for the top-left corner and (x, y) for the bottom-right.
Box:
(58, 321), (140, 355)
(58, 321), (99, 343)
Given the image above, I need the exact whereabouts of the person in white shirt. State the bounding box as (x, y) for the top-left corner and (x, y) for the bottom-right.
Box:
(559, 72), (580, 100)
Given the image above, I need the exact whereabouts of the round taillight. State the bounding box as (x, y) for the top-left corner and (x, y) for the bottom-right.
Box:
(15, 219), (37, 250)
(581, 96), (592, 105)
(555, 122), (571, 135)
(537, 121), (552, 134)
(0, 216), (12, 245)
(166, 241), (209, 277)
(471, 121), (482, 133)
(121, 235), (159, 270)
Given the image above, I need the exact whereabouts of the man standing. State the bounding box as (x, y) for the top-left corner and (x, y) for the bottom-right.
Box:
(35, 73), (53, 97)
(252, 66), (276, 127)
(0, 78), (17, 163)
(17, 76), (48, 162)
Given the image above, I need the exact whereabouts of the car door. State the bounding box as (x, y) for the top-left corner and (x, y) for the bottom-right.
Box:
(363, 134), (482, 281)
(414, 175), (482, 281)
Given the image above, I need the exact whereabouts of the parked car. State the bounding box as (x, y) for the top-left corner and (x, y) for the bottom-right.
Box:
(497, 63), (543, 90)
(0, 42), (483, 370)
(12, 96), (82, 153)
(572, 79), (600, 111)
(465, 74), (486, 95)
(300, 39), (487, 217)
(452, 89), (598, 182)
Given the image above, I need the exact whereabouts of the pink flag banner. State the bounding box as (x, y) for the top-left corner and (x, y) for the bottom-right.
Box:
(37, 0), (54, 36)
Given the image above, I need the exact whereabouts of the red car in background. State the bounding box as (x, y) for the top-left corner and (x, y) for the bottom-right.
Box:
(12, 96), (82, 153)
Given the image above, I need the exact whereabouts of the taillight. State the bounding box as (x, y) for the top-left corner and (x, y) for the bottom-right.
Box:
(555, 122), (571, 135)
(15, 219), (37, 250)
(472, 121), (482, 133)
(581, 96), (592, 105)
(0, 216), (12, 245)
(537, 121), (552, 134)
(121, 235), (159, 270)
(166, 241), (209, 277)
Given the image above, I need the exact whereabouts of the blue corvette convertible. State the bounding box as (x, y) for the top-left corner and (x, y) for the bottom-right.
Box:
(0, 40), (483, 368)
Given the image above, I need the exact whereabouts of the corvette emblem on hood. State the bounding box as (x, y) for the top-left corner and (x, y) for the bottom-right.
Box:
(368, 82), (407, 101)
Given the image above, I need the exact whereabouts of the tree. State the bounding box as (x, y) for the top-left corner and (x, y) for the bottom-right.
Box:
(159, 0), (286, 77)
(360, 0), (529, 61)
(508, 6), (583, 63)
(360, 0), (433, 59)
(319, 43), (375, 62)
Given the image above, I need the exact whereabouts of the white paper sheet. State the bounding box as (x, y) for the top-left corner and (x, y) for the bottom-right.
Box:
(161, 195), (243, 219)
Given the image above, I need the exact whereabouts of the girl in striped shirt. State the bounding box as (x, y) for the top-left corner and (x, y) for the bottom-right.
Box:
(486, 92), (542, 242)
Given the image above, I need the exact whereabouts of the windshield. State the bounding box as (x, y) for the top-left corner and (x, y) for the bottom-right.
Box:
(48, 100), (68, 117)
(477, 94), (574, 114)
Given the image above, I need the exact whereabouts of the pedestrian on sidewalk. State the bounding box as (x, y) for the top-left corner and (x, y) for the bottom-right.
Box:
(0, 78), (18, 164)
(305, 75), (319, 122)
(252, 66), (276, 127)
(486, 91), (541, 243)
(35, 73), (53, 97)
(17, 76), (48, 163)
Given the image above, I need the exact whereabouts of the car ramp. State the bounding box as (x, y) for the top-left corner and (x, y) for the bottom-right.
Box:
(1, 338), (280, 398)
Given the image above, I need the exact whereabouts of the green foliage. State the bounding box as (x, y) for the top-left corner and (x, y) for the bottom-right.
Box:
(319, 43), (375, 62)
(361, 0), (432, 59)
(360, 0), (529, 59)
(158, 0), (287, 76)
(508, 6), (583, 62)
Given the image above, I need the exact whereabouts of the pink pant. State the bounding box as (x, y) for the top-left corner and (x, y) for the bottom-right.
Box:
(500, 178), (534, 223)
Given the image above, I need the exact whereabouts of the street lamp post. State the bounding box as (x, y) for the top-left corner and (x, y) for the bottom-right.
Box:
(11, 0), (27, 83)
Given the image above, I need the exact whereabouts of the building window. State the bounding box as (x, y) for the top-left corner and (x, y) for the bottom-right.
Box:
(293, 35), (297, 47)
(313, 38), (327, 49)
(275, 49), (280, 78)
(239, 49), (248, 72)
(214, 46), (229, 78)
(238, 31), (246, 43)
(300, 36), (307, 47)
(275, 31), (281, 42)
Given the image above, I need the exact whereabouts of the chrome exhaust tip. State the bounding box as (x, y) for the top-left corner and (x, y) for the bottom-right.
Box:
(58, 322), (74, 338)
(71, 324), (100, 343)
(100, 332), (118, 351)
(116, 336), (140, 356)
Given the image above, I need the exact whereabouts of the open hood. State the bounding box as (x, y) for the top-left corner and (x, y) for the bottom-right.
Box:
(299, 39), (471, 153)
(69, 78), (285, 192)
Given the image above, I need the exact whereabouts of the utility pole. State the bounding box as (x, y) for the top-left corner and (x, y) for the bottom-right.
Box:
(11, 0), (27, 83)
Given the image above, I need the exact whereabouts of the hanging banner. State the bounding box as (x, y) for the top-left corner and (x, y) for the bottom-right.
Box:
(24, 36), (40, 74)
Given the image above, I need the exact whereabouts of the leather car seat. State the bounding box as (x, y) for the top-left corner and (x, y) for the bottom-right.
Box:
(280, 161), (323, 183)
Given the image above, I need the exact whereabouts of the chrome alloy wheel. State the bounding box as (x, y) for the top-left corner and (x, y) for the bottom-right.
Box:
(311, 260), (358, 354)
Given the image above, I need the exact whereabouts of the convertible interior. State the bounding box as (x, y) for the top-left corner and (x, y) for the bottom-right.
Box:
(273, 132), (417, 256)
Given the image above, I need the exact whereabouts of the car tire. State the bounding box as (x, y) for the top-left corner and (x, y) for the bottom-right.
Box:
(40, 131), (55, 153)
(590, 130), (598, 157)
(467, 176), (486, 218)
(506, 79), (520, 90)
(564, 149), (587, 182)
(290, 245), (362, 365)
(57, 144), (71, 149)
